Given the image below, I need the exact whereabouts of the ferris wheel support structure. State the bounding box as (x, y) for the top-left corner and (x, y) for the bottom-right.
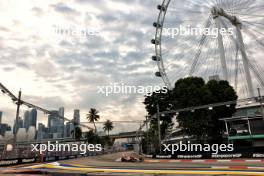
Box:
(152, 2), (258, 98)
(212, 7), (254, 97)
(214, 16), (228, 81)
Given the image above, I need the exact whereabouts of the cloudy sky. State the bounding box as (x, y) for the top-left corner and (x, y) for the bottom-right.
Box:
(0, 0), (264, 133)
(0, 0), (166, 133)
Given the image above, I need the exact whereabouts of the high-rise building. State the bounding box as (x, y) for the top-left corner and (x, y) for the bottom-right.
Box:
(73, 109), (80, 125)
(37, 123), (48, 140)
(29, 108), (37, 128)
(59, 107), (65, 137)
(0, 123), (11, 136)
(48, 110), (59, 128)
(13, 116), (23, 134)
(59, 107), (64, 118)
(0, 111), (2, 124)
(0, 112), (11, 136)
(65, 121), (74, 138)
(23, 110), (30, 130)
(48, 110), (64, 139)
(209, 75), (220, 81)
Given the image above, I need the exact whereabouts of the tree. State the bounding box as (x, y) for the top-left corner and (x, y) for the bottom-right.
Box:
(71, 126), (82, 140)
(144, 88), (174, 139)
(143, 77), (238, 146)
(86, 108), (100, 133)
(172, 77), (237, 143)
(85, 130), (112, 147)
(103, 120), (114, 136)
(102, 136), (114, 146)
(85, 130), (102, 144)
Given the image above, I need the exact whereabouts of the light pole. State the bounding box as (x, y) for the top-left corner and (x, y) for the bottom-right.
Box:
(145, 116), (150, 154)
(257, 88), (264, 120)
(14, 89), (22, 143)
(156, 103), (161, 154)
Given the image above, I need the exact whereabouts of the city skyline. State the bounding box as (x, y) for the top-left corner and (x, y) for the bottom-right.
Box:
(0, 106), (119, 135)
(0, 0), (264, 173)
(0, 106), (88, 140)
(1, 0), (263, 134)
(0, 0), (163, 132)
(1, 107), (82, 128)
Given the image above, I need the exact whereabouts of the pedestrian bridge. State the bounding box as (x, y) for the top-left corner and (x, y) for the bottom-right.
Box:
(102, 131), (144, 139)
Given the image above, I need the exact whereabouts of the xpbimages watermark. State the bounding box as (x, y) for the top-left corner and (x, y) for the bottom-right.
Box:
(31, 141), (102, 154)
(97, 83), (168, 96)
(163, 25), (234, 39)
(53, 25), (100, 38)
(163, 141), (234, 154)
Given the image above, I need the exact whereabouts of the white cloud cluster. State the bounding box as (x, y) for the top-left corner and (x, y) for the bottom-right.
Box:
(0, 0), (163, 132)
(1, 0), (264, 133)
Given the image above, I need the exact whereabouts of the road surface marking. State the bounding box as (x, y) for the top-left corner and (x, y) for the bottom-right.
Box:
(23, 162), (264, 175)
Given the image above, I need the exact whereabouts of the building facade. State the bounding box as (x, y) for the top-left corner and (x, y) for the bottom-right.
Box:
(65, 121), (74, 138)
(37, 123), (49, 140)
(23, 110), (30, 130)
(73, 109), (80, 125)
(13, 116), (23, 134)
(48, 110), (64, 139)
(0, 111), (2, 124)
(29, 108), (37, 128)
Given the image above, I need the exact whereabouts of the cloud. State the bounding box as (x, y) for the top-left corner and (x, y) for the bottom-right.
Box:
(51, 2), (79, 15)
(0, 0), (264, 133)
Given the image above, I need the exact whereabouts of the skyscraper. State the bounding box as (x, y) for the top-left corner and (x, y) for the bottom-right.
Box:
(37, 123), (48, 140)
(0, 123), (11, 136)
(23, 110), (30, 130)
(59, 107), (64, 117)
(13, 116), (23, 134)
(65, 121), (74, 138)
(59, 107), (65, 137)
(48, 110), (64, 139)
(209, 75), (220, 81)
(73, 109), (80, 125)
(0, 111), (2, 124)
(0, 112), (11, 136)
(58, 107), (64, 126)
(29, 108), (37, 128)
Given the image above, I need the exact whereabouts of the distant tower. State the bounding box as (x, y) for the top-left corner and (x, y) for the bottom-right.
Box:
(29, 108), (37, 128)
(209, 75), (220, 81)
(0, 111), (2, 124)
(58, 107), (65, 137)
(37, 123), (47, 140)
(13, 117), (23, 134)
(65, 121), (74, 138)
(73, 109), (80, 125)
(23, 110), (30, 130)
(59, 107), (64, 125)
(48, 110), (64, 139)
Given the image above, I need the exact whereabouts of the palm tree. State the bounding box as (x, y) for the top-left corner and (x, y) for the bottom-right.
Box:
(86, 108), (100, 133)
(103, 120), (114, 136)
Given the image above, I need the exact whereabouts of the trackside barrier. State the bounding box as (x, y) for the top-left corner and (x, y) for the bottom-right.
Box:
(0, 147), (127, 166)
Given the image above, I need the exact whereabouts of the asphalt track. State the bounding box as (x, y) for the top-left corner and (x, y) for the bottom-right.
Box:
(4, 153), (264, 175)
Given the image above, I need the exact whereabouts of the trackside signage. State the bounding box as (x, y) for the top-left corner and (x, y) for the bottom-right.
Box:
(147, 153), (264, 159)
(0, 158), (36, 166)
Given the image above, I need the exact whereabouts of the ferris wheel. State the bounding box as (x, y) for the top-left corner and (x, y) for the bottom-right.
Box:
(151, 0), (264, 98)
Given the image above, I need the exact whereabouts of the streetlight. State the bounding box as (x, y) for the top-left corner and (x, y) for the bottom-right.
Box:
(257, 88), (264, 121)
(14, 89), (22, 143)
(156, 103), (161, 154)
